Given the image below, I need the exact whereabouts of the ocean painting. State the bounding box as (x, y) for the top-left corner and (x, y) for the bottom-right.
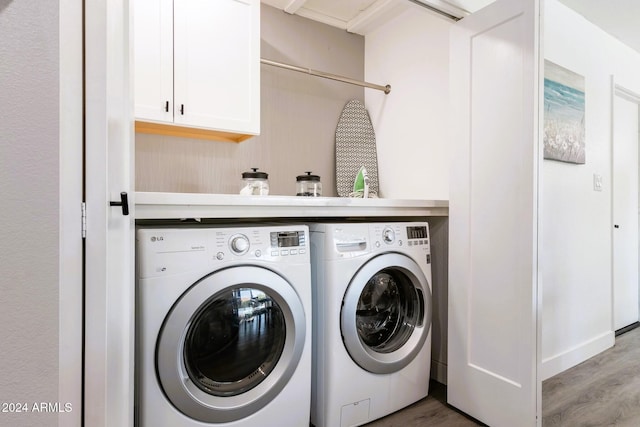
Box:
(544, 60), (586, 164)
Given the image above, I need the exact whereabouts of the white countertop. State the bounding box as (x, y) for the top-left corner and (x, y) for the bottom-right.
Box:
(135, 192), (449, 219)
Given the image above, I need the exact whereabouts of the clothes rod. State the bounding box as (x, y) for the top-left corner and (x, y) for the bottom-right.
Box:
(261, 58), (391, 94)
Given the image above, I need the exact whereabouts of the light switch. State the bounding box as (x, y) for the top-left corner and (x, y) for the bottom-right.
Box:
(593, 173), (603, 191)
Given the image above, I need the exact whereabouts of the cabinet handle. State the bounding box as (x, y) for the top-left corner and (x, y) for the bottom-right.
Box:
(165, 101), (169, 112)
(180, 104), (184, 115)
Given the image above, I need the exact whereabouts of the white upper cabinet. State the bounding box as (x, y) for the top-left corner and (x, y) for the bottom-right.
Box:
(134, 0), (173, 123)
(134, 0), (260, 140)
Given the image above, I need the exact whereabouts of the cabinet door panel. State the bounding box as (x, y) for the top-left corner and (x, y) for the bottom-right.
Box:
(174, 0), (260, 134)
(134, 0), (173, 122)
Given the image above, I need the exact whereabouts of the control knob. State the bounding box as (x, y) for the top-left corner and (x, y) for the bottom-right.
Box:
(229, 234), (250, 254)
(382, 227), (395, 244)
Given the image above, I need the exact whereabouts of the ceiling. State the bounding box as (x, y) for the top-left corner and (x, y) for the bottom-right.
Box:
(261, 0), (640, 53)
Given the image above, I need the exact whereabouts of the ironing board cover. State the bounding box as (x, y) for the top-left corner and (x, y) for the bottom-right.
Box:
(335, 99), (379, 197)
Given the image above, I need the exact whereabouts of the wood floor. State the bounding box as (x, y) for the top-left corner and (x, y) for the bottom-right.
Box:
(363, 327), (640, 426)
(542, 326), (640, 426)
(364, 380), (484, 427)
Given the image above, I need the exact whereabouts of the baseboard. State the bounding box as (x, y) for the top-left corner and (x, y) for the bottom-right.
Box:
(615, 321), (640, 336)
(541, 331), (615, 380)
(431, 359), (447, 385)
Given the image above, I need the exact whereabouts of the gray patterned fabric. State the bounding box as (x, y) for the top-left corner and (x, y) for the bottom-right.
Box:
(335, 99), (379, 197)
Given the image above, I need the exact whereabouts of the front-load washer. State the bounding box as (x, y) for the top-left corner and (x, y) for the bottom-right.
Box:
(136, 224), (311, 427)
(309, 222), (433, 427)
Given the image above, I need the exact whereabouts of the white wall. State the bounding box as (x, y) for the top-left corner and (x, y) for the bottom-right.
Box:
(541, 0), (640, 379)
(0, 1), (60, 425)
(364, 4), (452, 201)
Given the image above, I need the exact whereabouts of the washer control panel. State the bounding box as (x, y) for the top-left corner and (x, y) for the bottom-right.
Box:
(137, 225), (309, 278)
(214, 227), (308, 261)
(229, 233), (250, 255)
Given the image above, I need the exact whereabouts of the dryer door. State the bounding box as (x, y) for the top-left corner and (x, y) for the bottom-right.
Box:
(341, 253), (432, 374)
(156, 265), (306, 423)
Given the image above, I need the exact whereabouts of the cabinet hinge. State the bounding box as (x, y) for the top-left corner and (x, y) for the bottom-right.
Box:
(81, 202), (87, 239)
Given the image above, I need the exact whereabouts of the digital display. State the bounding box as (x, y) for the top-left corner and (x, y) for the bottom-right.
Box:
(271, 231), (304, 248)
(406, 226), (428, 240)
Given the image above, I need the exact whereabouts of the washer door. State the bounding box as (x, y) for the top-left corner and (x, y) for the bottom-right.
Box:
(341, 253), (432, 374)
(157, 265), (306, 423)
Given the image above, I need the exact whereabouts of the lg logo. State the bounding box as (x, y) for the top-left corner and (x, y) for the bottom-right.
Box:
(150, 236), (164, 242)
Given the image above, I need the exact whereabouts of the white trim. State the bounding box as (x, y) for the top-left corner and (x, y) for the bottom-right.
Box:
(84, 0), (135, 425)
(615, 84), (640, 103)
(540, 331), (614, 380)
(59, 0), (83, 425)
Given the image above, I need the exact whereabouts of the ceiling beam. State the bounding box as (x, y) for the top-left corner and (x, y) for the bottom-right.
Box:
(347, 0), (407, 35)
(284, 0), (307, 14)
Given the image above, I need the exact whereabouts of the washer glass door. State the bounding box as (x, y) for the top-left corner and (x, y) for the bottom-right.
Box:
(157, 265), (306, 423)
(341, 253), (432, 374)
(184, 287), (285, 396)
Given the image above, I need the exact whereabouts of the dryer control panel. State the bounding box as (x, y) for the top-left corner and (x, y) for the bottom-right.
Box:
(370, 224), (429, 247)
(370, 222), (431, 264)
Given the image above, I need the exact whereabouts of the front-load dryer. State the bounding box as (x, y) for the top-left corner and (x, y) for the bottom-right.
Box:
(309, 222), (432, 427)
(136, 224), (311, 427)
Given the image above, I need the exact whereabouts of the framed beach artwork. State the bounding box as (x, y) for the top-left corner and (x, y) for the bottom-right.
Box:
(543, 60), (586, 164)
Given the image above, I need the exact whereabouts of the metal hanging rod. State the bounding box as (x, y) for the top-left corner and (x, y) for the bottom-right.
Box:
(261, 58), (391, 94)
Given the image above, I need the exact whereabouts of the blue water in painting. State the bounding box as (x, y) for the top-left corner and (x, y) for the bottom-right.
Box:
(543, 77), (585, 163)
(544, 78), (585, 122)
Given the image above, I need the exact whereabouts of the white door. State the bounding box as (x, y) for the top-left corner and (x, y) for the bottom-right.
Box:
(612, 86), (640, 331)
(448, 0), (541, 425)
(84, 0), (135, 426)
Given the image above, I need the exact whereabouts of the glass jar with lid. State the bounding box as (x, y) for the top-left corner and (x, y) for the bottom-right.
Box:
(296, 171), (322, 197)
(240, 168), (269, 195)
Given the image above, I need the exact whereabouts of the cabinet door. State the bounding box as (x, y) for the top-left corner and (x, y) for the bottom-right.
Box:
(448, 0), (541, 425)
(133, 0), (173, 122)
(173, 0), (260, 135)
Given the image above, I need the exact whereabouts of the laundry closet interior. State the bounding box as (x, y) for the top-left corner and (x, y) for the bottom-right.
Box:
(78, 0), (640, 426)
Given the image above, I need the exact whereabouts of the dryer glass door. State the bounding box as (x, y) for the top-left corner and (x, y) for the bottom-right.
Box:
(356, 268), (421, 353)
(341, 253), (432, 374)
